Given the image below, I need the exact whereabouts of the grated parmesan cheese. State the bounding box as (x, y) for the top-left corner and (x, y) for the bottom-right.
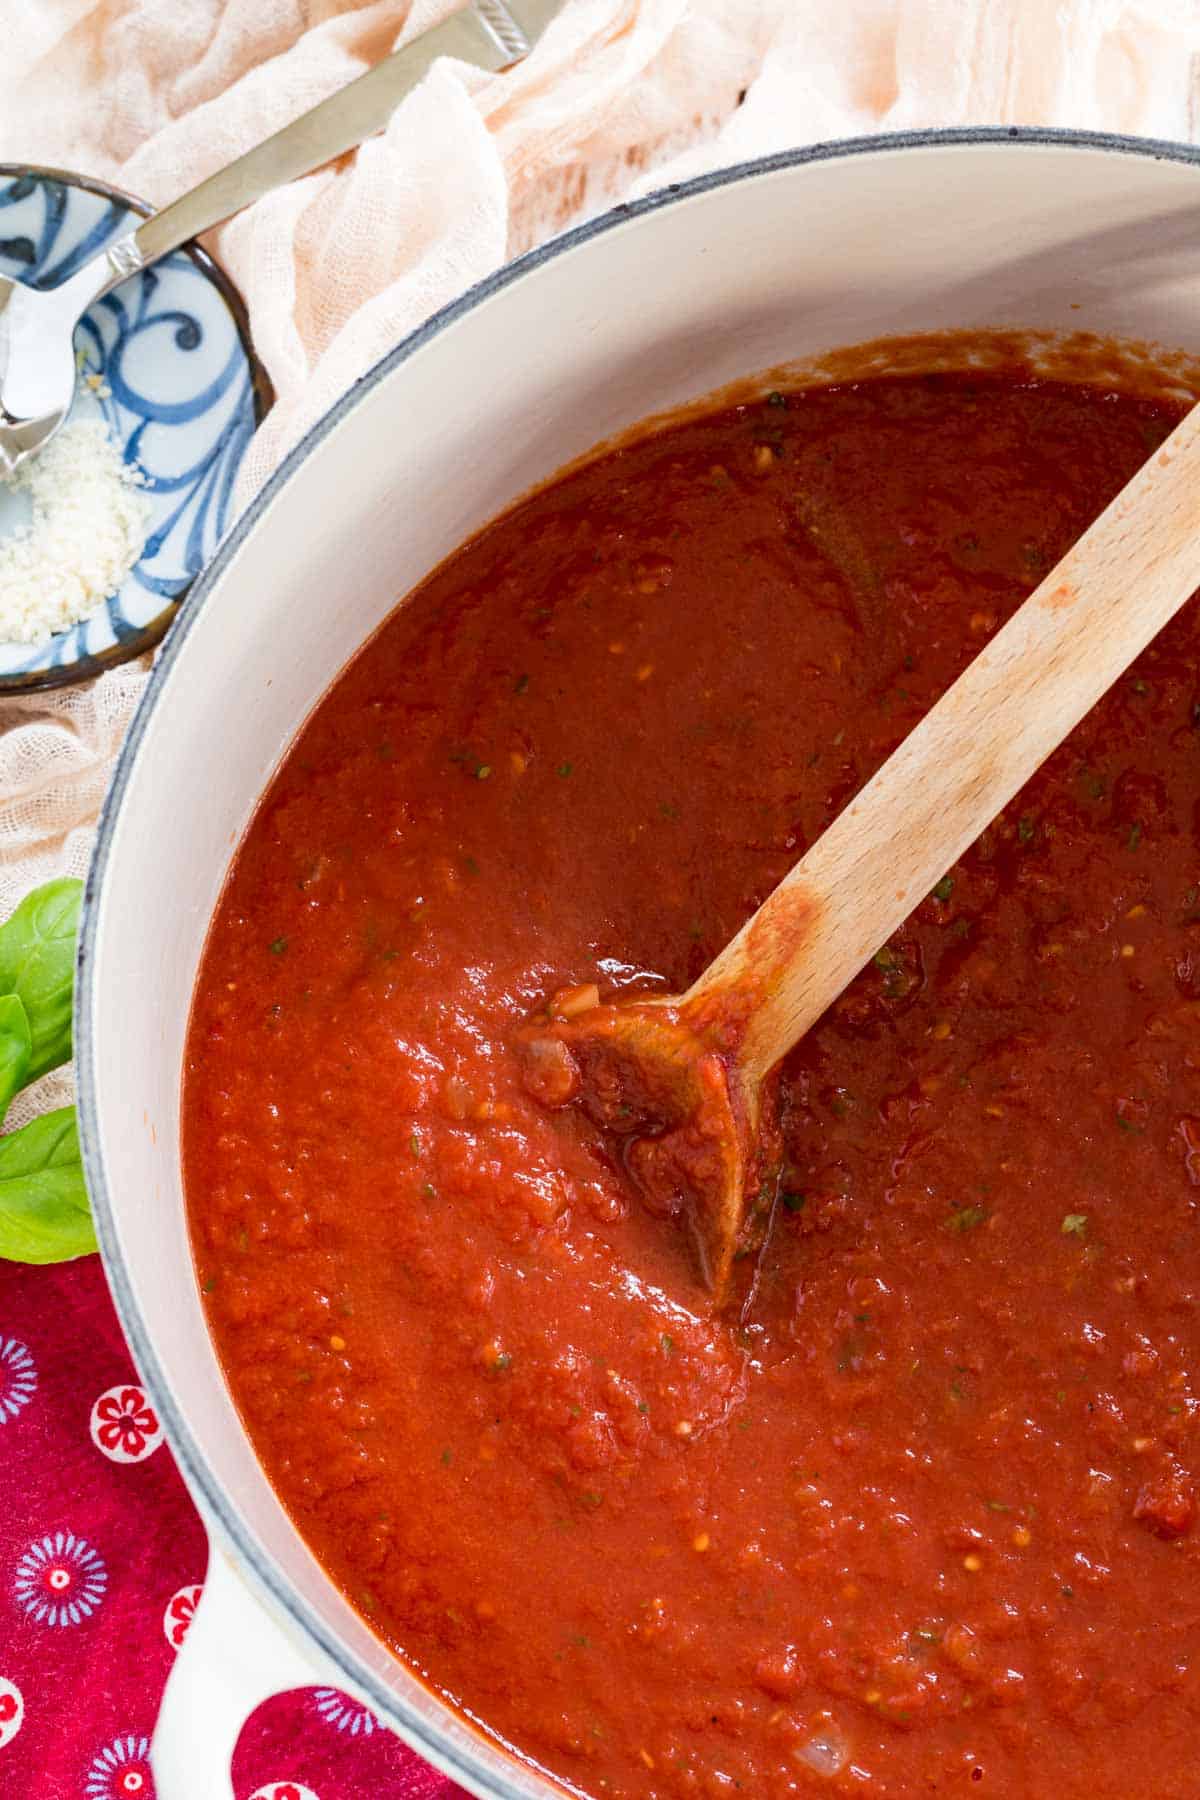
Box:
(0, 417), (152, 645)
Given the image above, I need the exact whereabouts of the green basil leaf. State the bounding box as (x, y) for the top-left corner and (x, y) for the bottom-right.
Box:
(0, 993), (32, 1125)
(0, 877), (82, 1083)
(0, 1106), (95, 1264)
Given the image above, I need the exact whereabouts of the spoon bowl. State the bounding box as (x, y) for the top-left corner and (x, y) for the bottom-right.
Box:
(521, 993), (763, 1296)
(0, 269), (84, 476)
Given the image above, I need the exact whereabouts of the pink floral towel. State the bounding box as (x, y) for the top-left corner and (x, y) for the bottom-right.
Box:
(0, 1255), (467, 1799)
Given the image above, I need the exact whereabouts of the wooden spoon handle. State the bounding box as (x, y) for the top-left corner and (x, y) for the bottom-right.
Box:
(685, 399), (1200, 1082)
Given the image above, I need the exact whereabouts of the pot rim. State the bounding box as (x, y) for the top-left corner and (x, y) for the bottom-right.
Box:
(76, 124), (1200, 1798)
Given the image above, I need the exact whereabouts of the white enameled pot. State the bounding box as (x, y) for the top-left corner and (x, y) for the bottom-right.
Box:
(78, 129), (1200, 1799)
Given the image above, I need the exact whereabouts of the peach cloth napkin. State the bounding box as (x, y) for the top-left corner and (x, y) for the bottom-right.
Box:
(0, 0), (1198, 1122)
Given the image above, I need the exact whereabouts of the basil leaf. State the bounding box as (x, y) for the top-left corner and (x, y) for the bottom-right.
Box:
(0, 877), (82, 1082)
(0, 993), (32, 1125)
(0, 1107), (95, 1264)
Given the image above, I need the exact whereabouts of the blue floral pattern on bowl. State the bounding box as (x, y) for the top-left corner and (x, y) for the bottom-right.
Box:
(0, 167), (270, 688)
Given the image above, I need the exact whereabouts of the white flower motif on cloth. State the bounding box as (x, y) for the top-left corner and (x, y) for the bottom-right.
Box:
(310, 1687), (378, 1736)
(14, 1530), (107, 1626)
(162, 1582), (202, 1650)
(85, 1732), (153, 1797)
(90, 1383), (163, 1463)
(0, 1337), (36, 1422)
(0, 1675), (23, 1749)
(249, 1784), (320, 1800)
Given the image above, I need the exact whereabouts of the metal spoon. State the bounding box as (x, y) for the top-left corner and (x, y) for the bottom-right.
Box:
(0, 0), (557, 480)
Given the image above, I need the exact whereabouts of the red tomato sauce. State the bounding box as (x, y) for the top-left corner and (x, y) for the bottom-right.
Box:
(185, 369), (1200, 1798)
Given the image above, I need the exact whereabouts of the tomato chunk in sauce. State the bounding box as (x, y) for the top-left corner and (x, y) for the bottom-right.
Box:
(185, 369), (1200, 1799)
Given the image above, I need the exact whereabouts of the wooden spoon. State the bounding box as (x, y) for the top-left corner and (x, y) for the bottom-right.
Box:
(520, 399), (1200, 1302)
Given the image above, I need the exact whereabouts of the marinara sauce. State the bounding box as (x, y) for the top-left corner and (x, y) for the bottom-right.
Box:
(185, 368), (1200, 1798)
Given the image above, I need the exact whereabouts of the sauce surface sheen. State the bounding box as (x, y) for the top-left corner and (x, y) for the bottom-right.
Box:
(185, 369), (1200, 1798)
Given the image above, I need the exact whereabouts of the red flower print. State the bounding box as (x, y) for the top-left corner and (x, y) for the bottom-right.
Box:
(0, 1676), (22, 1747)
(162, 1582), (203, 1650)
(97, 1388), (157, 1454)
(90, 1383), (164, 1464)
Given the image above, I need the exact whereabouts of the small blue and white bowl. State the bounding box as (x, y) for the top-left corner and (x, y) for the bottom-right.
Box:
(0, 166), (272, 690)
